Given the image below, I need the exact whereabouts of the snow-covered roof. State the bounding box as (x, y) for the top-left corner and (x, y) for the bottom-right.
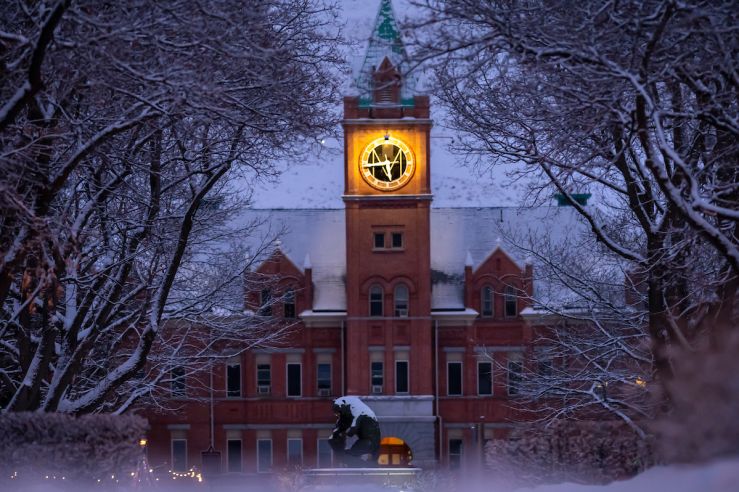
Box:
(239, 207), (587, 310)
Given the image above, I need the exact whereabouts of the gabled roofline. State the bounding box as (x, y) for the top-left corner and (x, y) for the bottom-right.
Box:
(473, 244), (525, 273)
(253, 247), (305, 275)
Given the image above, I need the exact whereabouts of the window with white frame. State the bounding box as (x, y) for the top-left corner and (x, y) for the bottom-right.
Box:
(256, 354), (271, 395)
(287, 361), (302, 397)
(395, 353), (409, 394)
(171, 366), (186, 398)
(226, 359), (241, 398)
(227, 437), (242, 472)
(317, 438), (333, 468)
(257, 439), (272, 473)
(287, 438), (303, 467)
(284, 288), (296, 318)
(316, 362), (331, 396)
(507, 353), (523, 396)
(373, 232), (385, 249)
(394, 284), (409, 317)
(447, 361), (462, 396)
(370, 350), (384, 394)
(171, 438), (187, 472)
(481, 285), (494, 317)
(504, 286), (517, 317)
(478, 361), (493, 395)
(448, 438), (463, 469)
(260, 289), (272, 316)
(369, 285), (383, 316)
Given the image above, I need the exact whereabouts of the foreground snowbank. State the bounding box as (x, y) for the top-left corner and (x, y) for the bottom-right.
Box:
(523, 457), (739, 492)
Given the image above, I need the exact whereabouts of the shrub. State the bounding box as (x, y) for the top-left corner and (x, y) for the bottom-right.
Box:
(485, 420), (654, 485)
(0, 412), (148, 483)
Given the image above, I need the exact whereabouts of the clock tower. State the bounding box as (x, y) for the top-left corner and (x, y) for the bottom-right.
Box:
(342, 0), (435, 464)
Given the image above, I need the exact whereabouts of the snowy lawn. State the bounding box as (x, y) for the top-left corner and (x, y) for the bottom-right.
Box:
(521, 457), (739, 492)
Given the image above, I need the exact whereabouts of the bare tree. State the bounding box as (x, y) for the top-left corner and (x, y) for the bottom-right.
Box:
(412, 0), (738, 410)
(496, 229), (653, 436)
(0, 0), (341, 413)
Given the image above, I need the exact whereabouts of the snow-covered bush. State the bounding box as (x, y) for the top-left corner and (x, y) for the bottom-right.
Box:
(0, 412), (147, 481)
(485, 421), (654, 486)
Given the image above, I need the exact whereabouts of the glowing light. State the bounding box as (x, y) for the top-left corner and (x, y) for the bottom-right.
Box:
(635, 378), (647, 387)
(139, 438), (148, 447)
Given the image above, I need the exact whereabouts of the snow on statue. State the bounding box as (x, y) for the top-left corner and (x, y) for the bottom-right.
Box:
(329, 396), (381, 467)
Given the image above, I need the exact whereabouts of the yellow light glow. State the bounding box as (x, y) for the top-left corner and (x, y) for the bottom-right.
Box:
(635, 378), (647, 387)
(139, 438), (148, 447)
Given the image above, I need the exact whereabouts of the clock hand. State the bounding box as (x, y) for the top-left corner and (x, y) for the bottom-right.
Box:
(382, 158), (393, 180)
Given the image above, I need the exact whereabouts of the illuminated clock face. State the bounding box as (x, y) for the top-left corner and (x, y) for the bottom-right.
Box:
(360, 136), (415, 191)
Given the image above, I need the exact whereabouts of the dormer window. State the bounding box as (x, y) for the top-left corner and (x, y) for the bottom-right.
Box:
(260, 289), (272, 316)
(481, 286), (494, 317)
(505, 286), (517, 317)
(284, 289), (295, 318)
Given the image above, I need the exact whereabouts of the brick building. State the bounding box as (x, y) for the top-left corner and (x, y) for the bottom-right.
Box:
(145, 0), (584, 475)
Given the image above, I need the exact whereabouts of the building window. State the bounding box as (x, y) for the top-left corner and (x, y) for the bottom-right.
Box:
(369, 285), (383, 317)
(317, 363), (331, 395)
(287, 438), (303, 467)
(371, 361), (384, 393)
(260, 289), (272, 316)
(227, 439), (242, 472)
(257, 439), (272, 473)
(394, 284), (409, 317)
(391, 232), (403, 249)
(284, 289), (295, 318)
(373, 232), (385, 249)
(226, 361), (241, 398)
(478, 361), (493, 395)
(537, 349), (554, 378)
(287, 363), (302, 397)
(171, 439), (187, 472)
(508, 359), (522, 396)
(257, 363), (271, 394)
(171, 366), (186, 397)
(449, 439), (463, 469)
(505, 286), (517, 317)
(317, 439), (333, 468)
(395, 360), (409, 394)
(447, 361), (462, 396)
(481, 286), (493, 317)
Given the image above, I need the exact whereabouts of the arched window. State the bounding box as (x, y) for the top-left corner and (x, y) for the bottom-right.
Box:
(394, 284), (409, 317)
(505, 286), (517, 317)
(283, 288), (295, 318)
(369, 285), (383, 317)
(481, 285), (493, 317)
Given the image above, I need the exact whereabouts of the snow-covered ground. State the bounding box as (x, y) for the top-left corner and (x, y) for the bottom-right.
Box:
(524, 457), (739, 492)
(248, 0), (529, 210)
(299, 457), (739, 492)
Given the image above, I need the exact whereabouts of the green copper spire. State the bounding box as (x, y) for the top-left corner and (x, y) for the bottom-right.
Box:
(356, 0), (417, 107)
